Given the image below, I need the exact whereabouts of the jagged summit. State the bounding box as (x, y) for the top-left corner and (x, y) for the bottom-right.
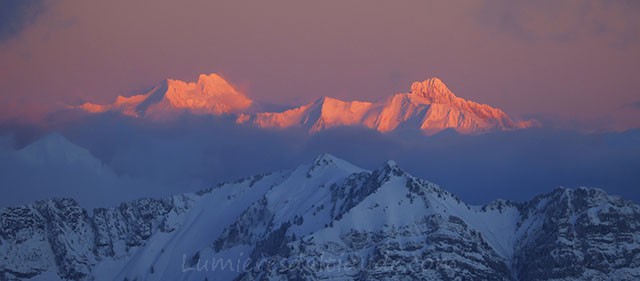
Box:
(409, 77), (457, 103)
(2, 154), (638, 281)
(80, 73), (253, 118)
(79, 74), (537, 135)
(240, 77), (537, 134)
(312, 152), (341, 164)
(304, 153), (367, 177)
(194, 73), (231, 89)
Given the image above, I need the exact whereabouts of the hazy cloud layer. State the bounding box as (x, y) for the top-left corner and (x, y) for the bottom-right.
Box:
(1, 115), (638, 208)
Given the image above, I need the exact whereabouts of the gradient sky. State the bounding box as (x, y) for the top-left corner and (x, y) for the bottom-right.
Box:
(1, 0), (639, 130)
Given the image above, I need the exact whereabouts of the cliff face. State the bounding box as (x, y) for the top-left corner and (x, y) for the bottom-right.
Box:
(0, 196), (192, 280)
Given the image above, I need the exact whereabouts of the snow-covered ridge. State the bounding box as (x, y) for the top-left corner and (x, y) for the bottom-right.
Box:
(237, 77), (539, 134)
(78, 74), (538, 135)
(79, 73), (252, 118)
(1, 154), (637, 281)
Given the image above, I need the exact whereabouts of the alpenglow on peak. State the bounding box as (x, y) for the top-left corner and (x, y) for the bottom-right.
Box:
(79, 73), (253, 118)
(409, 77), (457, 103)
(239, 77), (538, 134)
(79, 74), (537, 135)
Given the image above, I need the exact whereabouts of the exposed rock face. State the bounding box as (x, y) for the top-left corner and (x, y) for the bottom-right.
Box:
(0, 196), (195, 281)
(513, 188), (640, 280)
(1, 154), (637, 281)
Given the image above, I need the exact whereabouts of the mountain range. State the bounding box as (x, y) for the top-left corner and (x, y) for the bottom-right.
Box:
(79, 74), (537, 135)
(1, 154), (638, 281)
(80, 74), (253, 119)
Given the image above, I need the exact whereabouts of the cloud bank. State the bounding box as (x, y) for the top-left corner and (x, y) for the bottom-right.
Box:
(1, 115), (638, 208)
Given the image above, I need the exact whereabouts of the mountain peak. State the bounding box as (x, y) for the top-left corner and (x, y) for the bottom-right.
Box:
(37, 132), (68, 145)
(313, 152), (339, 163)
(377, 159), (404, 178)
(409, 77), (456, 103)
(18, 133), (102, 167)
(421, 77), (447, 88)
(193, 73), (238, 94)
(312, 96), (351, 108)
(197, 73), (226, 83)
(310, 153), (356, 170)
(80, 73), (253, 118)
(304, 153), (366, 177)
(241, 76), (535, 135)
(549, 186), (613, 203)
(23, 133), (80, 154)
(384, 159), (398, 169)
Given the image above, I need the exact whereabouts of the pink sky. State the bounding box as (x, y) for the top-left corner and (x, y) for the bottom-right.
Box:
(1, 0), (639, 130)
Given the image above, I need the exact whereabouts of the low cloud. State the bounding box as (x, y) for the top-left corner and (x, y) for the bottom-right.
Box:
(1, 114), (639, 208)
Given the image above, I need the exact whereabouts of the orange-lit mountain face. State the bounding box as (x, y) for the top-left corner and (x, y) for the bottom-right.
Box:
(238, 77), (537, 134)
(80, 74), (536, 134)
(80, 73), (252, 119)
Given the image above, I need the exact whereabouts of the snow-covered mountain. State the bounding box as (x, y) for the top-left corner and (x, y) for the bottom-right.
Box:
(16, 133), (104, 171)
(79, 74), (536, 134)
(1, 154), (638, 281)
(0, 133), (124, 208)
(237, 78), (537, 134)
(0, 133), (194, 208)
(80, 73), (253, 119)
